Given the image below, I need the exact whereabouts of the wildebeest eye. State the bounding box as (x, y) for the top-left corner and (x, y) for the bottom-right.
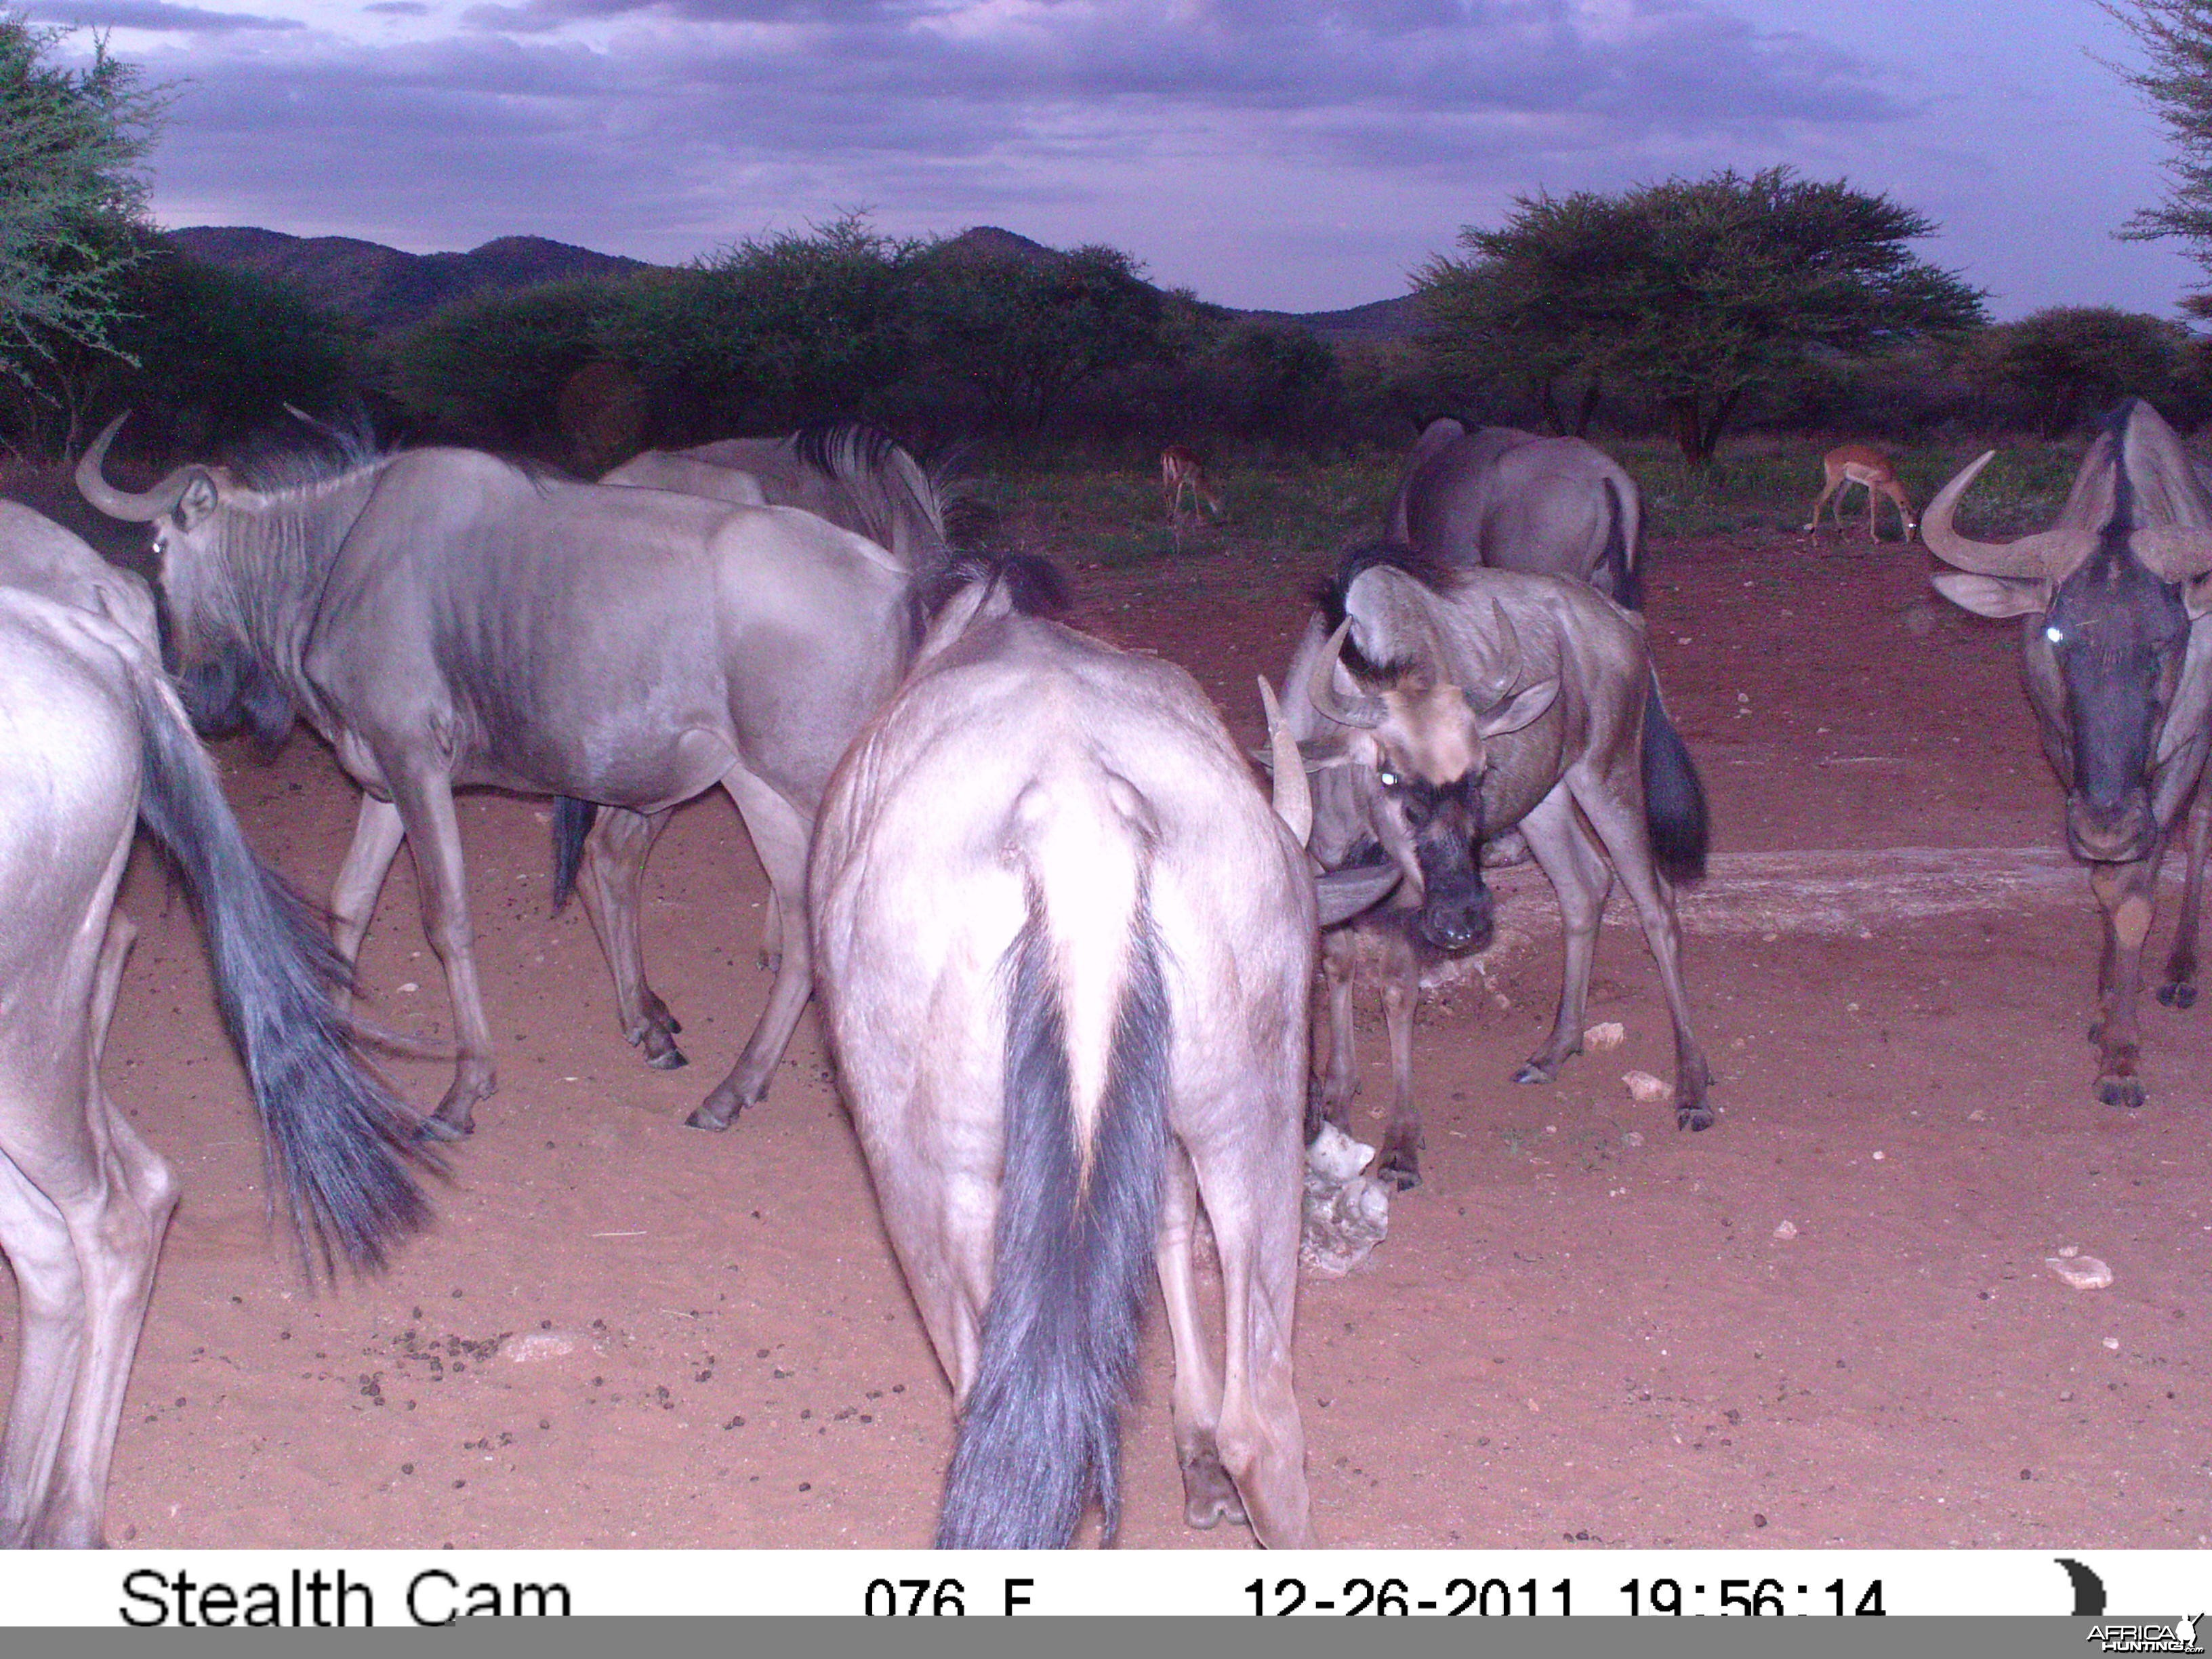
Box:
(1377, 767), (1401, 787)
(2044, 625), (2066, 645)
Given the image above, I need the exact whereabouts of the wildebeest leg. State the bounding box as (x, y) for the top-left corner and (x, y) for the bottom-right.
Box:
(2089, 856), (2163, 1108)
(1376, 935), (1423, 1190)
(2159, 791), (2209, 1008)
(1573, 779), (1715, 1130)
(0, 914), (178, 1549)
(1155, 1140), (1243, 1530)
(1307, 927), (1359, 1141)
(327, 795), (405, 1015)
(689, 771), (814, 1130)
(1513, 790), (1611, 1086)
(1187, 1127), (1312, 1548)
(760, 887), (783, 975)
(571, 806), (687, 1069)
(387, 768), (497, 1136)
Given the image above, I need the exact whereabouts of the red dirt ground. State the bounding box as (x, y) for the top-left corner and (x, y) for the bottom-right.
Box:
(17, 525), (2211, 1553)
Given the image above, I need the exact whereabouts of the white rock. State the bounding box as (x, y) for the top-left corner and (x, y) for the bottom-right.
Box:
(1305, 1122), (1375, 1185)
(1622, 1069), (1670, 1105)
(506, 1332), (579, 1363)
(1773, 1219), (1799, 1240)
(1301, 1174), (1390, 1277)
(1584, 1021), (1626, 1052)
(2047, 1256), (2113, 1291)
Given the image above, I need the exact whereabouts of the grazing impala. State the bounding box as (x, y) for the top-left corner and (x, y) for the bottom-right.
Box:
(1160, 444), (1222, 524)
(1806, 443), (1917, 542)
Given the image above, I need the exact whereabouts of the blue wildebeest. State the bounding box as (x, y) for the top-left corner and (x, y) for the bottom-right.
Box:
(0, 503), (430, 1547)
(1308, 419), (1654, 1187)
(585, 424), (957, 996)
(1924, 399), (2212, 1108)
(78, 413), (945, 1136)
(1283, 545), (1712, 1187)
(809, 558), (1395, 1549)
(1390, 417), (1643, 608)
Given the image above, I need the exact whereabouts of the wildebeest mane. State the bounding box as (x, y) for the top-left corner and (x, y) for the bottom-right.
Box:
(789, 418), (966, 588)
(920, 549), (1072, 626)
(1313, 541), (1467, 682)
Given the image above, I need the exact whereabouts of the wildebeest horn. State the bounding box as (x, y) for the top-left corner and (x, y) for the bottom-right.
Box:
(2130, 528), (2212, 583)
(1467, 597), (1521, 705)
(1921, 450), (2081, 579)
(1308, 618), (1387, 731)
(1256, 676), (1312, 846)
(75, 413), (195, 523)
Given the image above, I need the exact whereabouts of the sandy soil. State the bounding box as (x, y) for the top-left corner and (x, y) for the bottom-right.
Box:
(16, 522), (2209, 1552)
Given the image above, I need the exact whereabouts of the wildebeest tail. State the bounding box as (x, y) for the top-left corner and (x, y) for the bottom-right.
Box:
(936, 857), (1171, 1548)
(1640, 678), (1707, 884)
(129, 665), (436, 1276)
(1603, 477), (1643, 611)
(550, 796), (598, 912)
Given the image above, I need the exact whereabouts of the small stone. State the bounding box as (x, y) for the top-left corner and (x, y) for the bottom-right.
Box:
(2102, 1336), (2121, 1351)
(2046, 1256), (2113, 1290)
(2057, 1245), (2079, 1258)
(1584, 1021), (1626, 1052)
(1871, 1150), (1885, 1162)
(396, 981), (419, 994)
(1967, 1109), (1987, 1123)
(506, 1332), (579, 1363)
(1622, 1130), (1645, 1149)
(1621, 1069), (1669, 1105)
(1772, 1219), (1798, 1240)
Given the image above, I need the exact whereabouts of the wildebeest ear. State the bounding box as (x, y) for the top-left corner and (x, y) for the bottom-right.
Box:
(176, 471), (220, 532)
(1931, 571), (2049, 619)
(1296, 735), (1365, 772)
(2184, 572), (2212, 619)
(1473, 677), (1559, 739)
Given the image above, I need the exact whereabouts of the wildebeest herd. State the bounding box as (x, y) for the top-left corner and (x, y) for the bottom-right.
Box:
(0, 395), (2203, 1549)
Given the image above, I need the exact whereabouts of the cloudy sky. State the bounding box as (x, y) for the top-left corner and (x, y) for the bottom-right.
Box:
(28, 0), (2205, 319)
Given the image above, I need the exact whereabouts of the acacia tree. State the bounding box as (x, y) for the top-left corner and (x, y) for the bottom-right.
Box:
(2107, 0), (2212, 310)
(1417, 167), (1987, 467)
(0, 14), (165, 456)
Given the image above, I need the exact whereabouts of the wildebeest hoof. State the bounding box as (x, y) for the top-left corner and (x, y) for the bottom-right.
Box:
(2095, 1075), (2146, 1109)
(683, 1103), (737, 1131)
(1676, 1102), (1715, 1131)
(2158, 981), (2198, 1008)
(1512, 1061), (1554, 1085)
(1181, 1454), (1247, 1530)
(1377, 1152), (1421, 1191)
(415, 1112), (470, 1143)
(647, 1047), (689, 1072)
(1480, 830), (1532, 869)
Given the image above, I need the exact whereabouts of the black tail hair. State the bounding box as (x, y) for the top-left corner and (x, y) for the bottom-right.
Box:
(550, 796), (598, 912)
(129, 672), (435, 1276)
(1602, 478), (1643, 611)
(936, 889), (1171, 1548)
(920, 550), (1073, 626)
(1640, 680), (1708, 884)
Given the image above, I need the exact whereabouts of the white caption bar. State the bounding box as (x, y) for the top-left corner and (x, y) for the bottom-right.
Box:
(0, 1549), (2199, 1624)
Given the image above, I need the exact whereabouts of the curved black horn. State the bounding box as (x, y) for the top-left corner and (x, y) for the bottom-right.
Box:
(75, 413), (195, 523)
(1307, 617), (1387, 731)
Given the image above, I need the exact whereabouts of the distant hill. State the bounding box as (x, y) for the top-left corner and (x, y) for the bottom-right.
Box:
(161, 228), (653, 333)
(164, 223), (1416, 342)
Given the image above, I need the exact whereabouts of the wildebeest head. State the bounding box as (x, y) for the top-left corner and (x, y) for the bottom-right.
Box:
(1927, 401), (2212, 863)
(75, 412), (299, 749)
(1303, 600), (1557, 951)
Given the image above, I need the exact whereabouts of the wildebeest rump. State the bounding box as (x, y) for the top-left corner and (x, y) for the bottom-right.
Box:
(1925, 398), (2212, 1107)
(809, 562), (1392, 1549)
(0, 503), (428, 1547)
(77, 414), (926, 1136)
(1284, 546), (1713, 1185)
(1389, 417), (1643, 609)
